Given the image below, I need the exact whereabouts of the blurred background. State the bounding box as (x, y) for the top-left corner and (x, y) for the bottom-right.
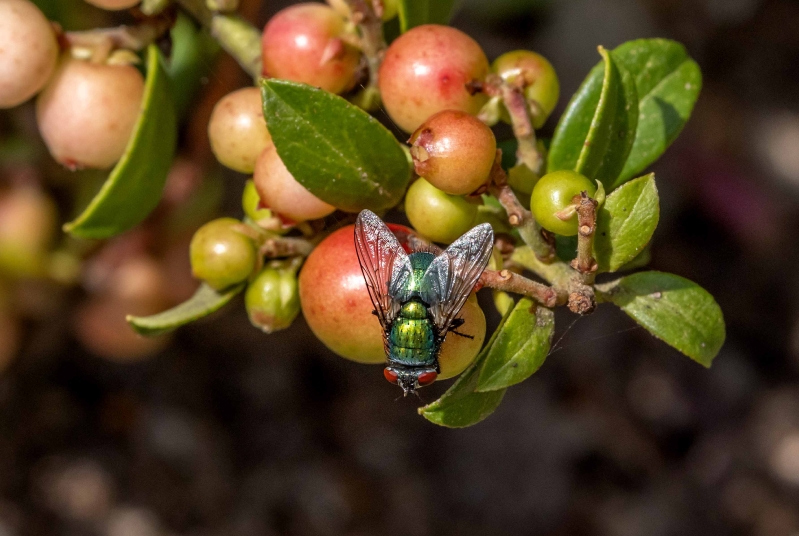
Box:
(2, 0), (799, 534)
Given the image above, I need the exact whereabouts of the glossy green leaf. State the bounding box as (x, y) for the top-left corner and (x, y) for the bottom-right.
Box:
(64, 45), (176, 239)
(596, 271), (725, 367)
(127, 282), (244, 336)
(476, 299), (554, 392)
(614, 39), (702, 184)
(548, 46), (638, 187)
(419, 307), (511, 427)
(594, 173), (659, 272)
(261, 79), (411, 213)
(398, 0), (457, 32)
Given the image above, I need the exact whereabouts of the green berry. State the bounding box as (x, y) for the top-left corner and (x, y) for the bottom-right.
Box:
(241, 179), (272, 222)
(405, 178), (478, 244)
(492, 50), (560, 129)
(245, 263), (300, 333)
(190, 217), (257, 290)
(531, 170), (596, 236)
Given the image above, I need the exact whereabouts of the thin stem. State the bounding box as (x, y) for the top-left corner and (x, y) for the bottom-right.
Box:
(345, 0), (386, 111)
(570, 192), (598, 282)
(174, 0), (262, 78)
(512, 245), (596, 315)
(488, 150), (556, 263)
(64, 14), (174, 55)
(260, 237), (314, 258)
(479, 269), (559, 308)
(478, 74), (544, 175)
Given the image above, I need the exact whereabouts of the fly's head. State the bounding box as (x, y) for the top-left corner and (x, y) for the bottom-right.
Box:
(384, 366), (438, 396)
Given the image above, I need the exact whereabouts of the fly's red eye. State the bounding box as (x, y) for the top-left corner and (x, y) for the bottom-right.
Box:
(384, 368), (399, 384)
(417, 371), (437, 386)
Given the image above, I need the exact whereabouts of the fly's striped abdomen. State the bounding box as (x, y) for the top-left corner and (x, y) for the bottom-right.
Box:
(387, 299), (438, 367)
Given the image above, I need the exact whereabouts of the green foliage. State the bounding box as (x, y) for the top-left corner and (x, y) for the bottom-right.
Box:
(260, 79), (412, 213)
(594, 173), (659, 272)
(548, 39), (700, 190)
(419, 307), (510, 428)
(596, 271), (725, 366)
(127, 282), (245, 336)
(64, 45), (176, 239)
(398, 0), (457, 32)
(548, 46), (638, 187)
(168, 14), (219, 120)
(614, 39), (702, 184)
(477, 299), (554, 392)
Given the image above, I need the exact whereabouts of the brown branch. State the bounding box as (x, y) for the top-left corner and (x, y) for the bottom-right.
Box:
(487, 150), (556, 263)
(344, 0), (386, 111)
(259, 237), (314, 258)
(570, 191), (598, 280)
(64, 14), (175, 60)
(479, 74), (543, 175)
(479, 269), (560, 308)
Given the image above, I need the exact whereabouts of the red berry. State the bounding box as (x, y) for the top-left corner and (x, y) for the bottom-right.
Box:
(208, 87), (272, 174)
(409, 109), (497, 195)
(261, 3), (360, 94)
(379, 24), (489, 133)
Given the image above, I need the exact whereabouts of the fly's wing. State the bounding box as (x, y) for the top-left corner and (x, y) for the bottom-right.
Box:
(353, 210), (413, 330)
(420, 223), (494, 335)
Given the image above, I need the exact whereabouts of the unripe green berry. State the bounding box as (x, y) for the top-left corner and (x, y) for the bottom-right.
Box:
(245, 263), (300, 333)
(189, 218), (257, 290)
(241, 179), (272, 222)
(492, 50), (560, 129)
(405, 178), (478, 244)
(379, 24), (489, 133)
(409, 110), (497, 196)
(530, 170), (596, 236)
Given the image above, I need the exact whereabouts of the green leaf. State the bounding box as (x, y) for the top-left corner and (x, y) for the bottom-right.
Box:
(419, 307), (511, 427)
(398, 0), (457, 32)
(168, 14), (220, 120)
(596, 271), (725, 367)
(476, 299), (554, 392)
(64, 45), (177, 239)
(261, 79), (411, 213)
(594, 173), (659, 272)
(548, 46), (638, 187)
(614, 39), (702, 184)
(127, 282), (244, 336)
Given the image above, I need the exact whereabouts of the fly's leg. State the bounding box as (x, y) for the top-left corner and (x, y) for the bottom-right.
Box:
(448, 318), (474, 339)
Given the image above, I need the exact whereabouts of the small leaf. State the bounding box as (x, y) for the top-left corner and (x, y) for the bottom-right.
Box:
(476, 299), (554, 392)
(398, 0), (457, 32)
(614, 39), (702, 184)
(64, 45), (177, 239)
(548, 46), (638, 187)
(419, 307), (511, 427)
(127, 282), (244, 336)
(594, 173), (659, 272)
(596, 271), (725, 367)
(261, 79), (411, 213)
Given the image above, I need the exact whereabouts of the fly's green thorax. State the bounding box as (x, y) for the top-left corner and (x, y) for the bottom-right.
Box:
(387, 252), (439, 368)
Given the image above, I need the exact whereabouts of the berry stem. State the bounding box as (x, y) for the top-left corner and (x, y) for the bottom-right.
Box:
(488, 150), (555, 263)
(174, 0), (262, 78)
(479, 269), (560, 308)
(570, 191), (598, 281)
(64, 14), (174, 60)
(259, 236), (315, 258)
(511, 245), (597, 315)
(480, 74), (544, 175)
(344, 0), (386, 111)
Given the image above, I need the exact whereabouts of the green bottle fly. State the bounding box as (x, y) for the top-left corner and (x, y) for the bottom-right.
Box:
(354, 210), (493, 395)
